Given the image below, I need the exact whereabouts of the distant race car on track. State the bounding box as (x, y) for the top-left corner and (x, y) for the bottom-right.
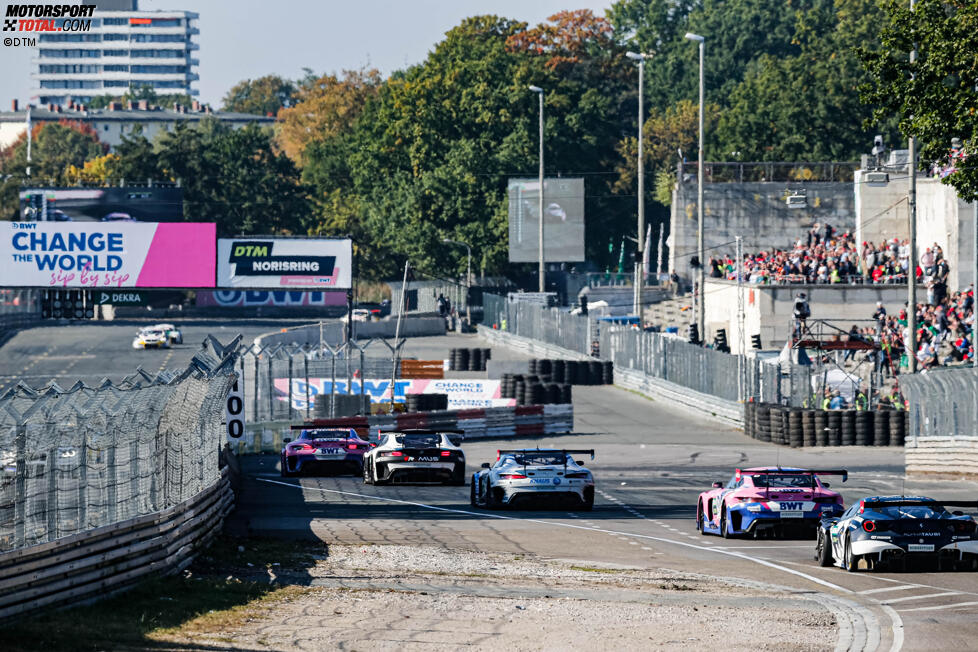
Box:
(132, 328), (170, 349)
(697, 467), (847, 538)
(362, 429), (466, 485)
(471, 449), (595, 511)
(816, 496), (978, 572)
(280, 428), (372, 477)
(154, 323), (183, 344)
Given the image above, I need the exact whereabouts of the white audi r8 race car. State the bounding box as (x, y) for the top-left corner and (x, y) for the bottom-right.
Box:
(154, 323), (183, 344)
(362, 429), (466, 485)
(132, 328), (170, 349)
(471, 449), (595, 510)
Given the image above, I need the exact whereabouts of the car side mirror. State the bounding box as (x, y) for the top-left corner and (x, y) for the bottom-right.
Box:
(822, 482), (831, 488)
(481, 462), (490, 469)
(712, 481), (723, 488)
(283, 438), (292, 444)
(953, 510), (965, 516)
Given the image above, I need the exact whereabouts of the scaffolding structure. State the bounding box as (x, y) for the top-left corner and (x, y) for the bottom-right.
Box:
(790, 319), (886, 410)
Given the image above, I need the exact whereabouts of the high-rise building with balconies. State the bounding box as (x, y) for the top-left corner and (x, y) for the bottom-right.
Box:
(31, 1), (199, 106)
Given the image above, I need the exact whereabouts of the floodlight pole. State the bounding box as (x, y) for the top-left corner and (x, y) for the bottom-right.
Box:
(907, 0), (917, 374)
(390, 260), (409, 414)
(686, 32), (706, 345)
(529, 85), (545, 293)
(626, 51), (651, 318)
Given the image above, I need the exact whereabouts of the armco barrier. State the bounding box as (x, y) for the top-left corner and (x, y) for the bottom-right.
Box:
(0, 472), (232, 622)
(234, 404), (574, 454)
(743, 403), (906, 448)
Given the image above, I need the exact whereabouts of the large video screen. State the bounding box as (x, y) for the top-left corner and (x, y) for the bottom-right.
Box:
(1, 222), (216, 288)
(217, 238), (353, 290)
(19, 186), (183, 222)
(508, 177), (585, 262)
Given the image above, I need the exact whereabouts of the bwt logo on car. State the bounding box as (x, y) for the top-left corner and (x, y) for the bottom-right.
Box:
(780, 502), (803, 510)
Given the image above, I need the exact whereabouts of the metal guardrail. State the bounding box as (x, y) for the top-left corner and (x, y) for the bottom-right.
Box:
(0, 335), (241, 553)
(0, 471), (233, 621)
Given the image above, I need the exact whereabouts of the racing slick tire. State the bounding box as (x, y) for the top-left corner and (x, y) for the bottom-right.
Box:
(470, 477), (478, 507)
(843, 537), (859, 572)
(578, 487), (594, 512)
(815, 528), (833, 567)
(484, 481), (499, 510)
(362, 460), (374, 485)
(449, 463), (467, 486)
(696, 502), (708, 535)
(280, 457), (295, 478)
(720, 509), (731, 539)
(373, 462), (390, 486)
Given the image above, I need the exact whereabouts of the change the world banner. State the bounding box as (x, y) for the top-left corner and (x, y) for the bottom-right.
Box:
(274, 378), (514, 411)
(1, 222), (216, 288)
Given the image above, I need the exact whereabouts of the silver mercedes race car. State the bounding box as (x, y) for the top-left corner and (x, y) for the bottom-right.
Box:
(470, 448), (595, 510)
(362, 429), (466, 485)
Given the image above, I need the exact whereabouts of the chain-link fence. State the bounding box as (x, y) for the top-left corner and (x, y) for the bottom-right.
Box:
(0, 335), (240, 552)
(240, 338), (416, 422)
(485, 293), (811, 406)
(901, 367), (978, 446)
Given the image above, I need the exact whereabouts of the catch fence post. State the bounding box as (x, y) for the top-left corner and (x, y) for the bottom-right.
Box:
(14, 424), (26, 548)
(252, 353), (259, 421)
(129, 440), (140, 517)
(304, 354), (310, 420)
(77, 430), (88, 531)
(287, 355), (294, 421)
(330, 351), (337, 418)
(46, 446), (58, 542)
(106, 443), (117, 523)
(266, 356), (274, 421)
(360, 345), (367, 415)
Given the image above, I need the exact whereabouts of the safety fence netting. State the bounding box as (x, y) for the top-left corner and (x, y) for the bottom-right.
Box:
(0, 335), (240, 552)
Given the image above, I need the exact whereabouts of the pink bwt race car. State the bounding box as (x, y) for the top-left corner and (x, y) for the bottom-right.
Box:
(280, 427), (373, 477)
(696, 467), (848, 538)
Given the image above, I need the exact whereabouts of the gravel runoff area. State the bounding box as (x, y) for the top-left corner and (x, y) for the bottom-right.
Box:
(160, 544), (837, 651)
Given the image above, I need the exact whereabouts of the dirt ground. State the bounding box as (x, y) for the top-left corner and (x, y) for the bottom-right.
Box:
(155, 544), (837, 651)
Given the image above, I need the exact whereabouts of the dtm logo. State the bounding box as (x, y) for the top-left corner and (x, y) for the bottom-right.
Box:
(780, 502), (803, 510)
(553, 477), (561, 485)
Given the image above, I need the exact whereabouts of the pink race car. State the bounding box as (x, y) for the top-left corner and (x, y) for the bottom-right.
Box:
(696, 467), (847, 538)
(280, 427), (373, 477)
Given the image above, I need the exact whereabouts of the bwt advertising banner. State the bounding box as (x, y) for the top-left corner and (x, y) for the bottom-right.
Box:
(218, 238), (352, 289)
(1, 222), (216, 288)
(273, 378), (514, 411)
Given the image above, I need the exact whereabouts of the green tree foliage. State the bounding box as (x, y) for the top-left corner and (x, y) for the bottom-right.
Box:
(860, 0), (978, 200)
(87, 87), (195, 110)
(0, 121), (107, 219)
(221, 74), (297, 116)
(154, 121), (310, 235)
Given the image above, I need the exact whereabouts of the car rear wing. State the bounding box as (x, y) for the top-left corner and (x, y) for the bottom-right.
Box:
(736, 468), (848, 482)
(378, 428), (465, 446)
(862, 499), (978, 509)
(289, 425), (359, 431)
(497, 449), (595, 459)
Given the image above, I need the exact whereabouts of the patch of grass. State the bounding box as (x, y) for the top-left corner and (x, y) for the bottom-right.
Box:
(2, 536), (323, 652)
(570, 565), (619, 574)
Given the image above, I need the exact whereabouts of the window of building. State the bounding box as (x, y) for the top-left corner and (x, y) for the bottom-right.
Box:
(131, 65), (187, 74)
(39, 33), (101, 42)
(103, 49), (128, 57)
(104, 80), (130, 87)
(103, 18), (127, 25)
(103, 33), (129, 41)
(103, 64), (129, 72)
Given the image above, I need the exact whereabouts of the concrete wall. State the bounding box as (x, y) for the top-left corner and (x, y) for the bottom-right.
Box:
(856, 171), (976, 292)
(670, 181), (855, 279)
(704, 279), (924, 352)
(254, 317), (446, 348)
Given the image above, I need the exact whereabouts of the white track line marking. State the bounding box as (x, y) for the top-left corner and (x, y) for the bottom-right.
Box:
(880, 591), (963, 604)
(897, 600), (978, 613)
(879, 605), (904, 652)
(860, 585), (920, 595)
(257, 477), (853, 594)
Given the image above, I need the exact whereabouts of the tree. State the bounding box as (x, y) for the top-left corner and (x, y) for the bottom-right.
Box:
(860, 0), (978, 200)
(222, 74), (297, 116)
(153, 121), (310, 235)
(65, 153), (120, 185)
(111, 128), (159, 183)
(276, 68), (381, 166)
(0, 121), (107, 219)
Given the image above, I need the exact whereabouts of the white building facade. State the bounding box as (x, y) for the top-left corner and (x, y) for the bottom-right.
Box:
(32, 0), (199, 106)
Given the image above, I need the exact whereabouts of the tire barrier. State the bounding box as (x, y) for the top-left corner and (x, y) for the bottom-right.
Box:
(314, 393), (368, 417)
(500, 373), (572, 406)
(521, 358), (613, 386)
(270, 403), (575, 445)
(743, 403), (908, 448)
(448, 347), (492, 372)
(405, 393), (448, 412)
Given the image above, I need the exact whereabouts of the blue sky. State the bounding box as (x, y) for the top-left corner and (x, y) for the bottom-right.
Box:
(1, 0), (614, 107)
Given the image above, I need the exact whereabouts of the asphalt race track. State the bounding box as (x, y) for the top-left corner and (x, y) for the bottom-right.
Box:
(4, 324), (978, 650)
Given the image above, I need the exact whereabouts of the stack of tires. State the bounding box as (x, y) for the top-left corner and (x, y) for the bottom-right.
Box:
(840, 411), (855, 446)
(755, 404), (772, 442)
(449, 347), (491, 371)
(526, 358), (614, 385)
(500, 373), (572, 406)
(405, 393), (449, 412)
(744, 402), (756, 438)
(814, 410), (828, 447)
(743, 403), (907, 448)
(770, 407), (786, 446)
(801, 410), (816, 447)
(890, 410), (907, 447)
(854, 411), (873, 446)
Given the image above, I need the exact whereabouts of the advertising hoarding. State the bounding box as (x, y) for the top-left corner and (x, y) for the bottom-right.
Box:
(217, 238), (352, 290)
(1, 222), (216, 288)
(195, 290), (348, 308)
(274, 378), (513, 411)
(19, 186), (184, 222)
(507, 177), (585, 262)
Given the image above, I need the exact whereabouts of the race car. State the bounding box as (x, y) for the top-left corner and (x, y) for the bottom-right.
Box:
(154, 323), (183, 344)
(362, 429), (465, 485)
(470, 449), (595, 510)
(132, 328), (170, 349)
(697, 467), (847, 538)
(280, 427), (372, 477)
(816, 496), (978, 572)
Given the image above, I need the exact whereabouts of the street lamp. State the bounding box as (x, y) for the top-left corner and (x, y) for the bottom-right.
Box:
(685, 32), (705, 345)
(528, 85), (545, 293)
(626, 51), (651, 318)
(442, 238), (472, 327)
